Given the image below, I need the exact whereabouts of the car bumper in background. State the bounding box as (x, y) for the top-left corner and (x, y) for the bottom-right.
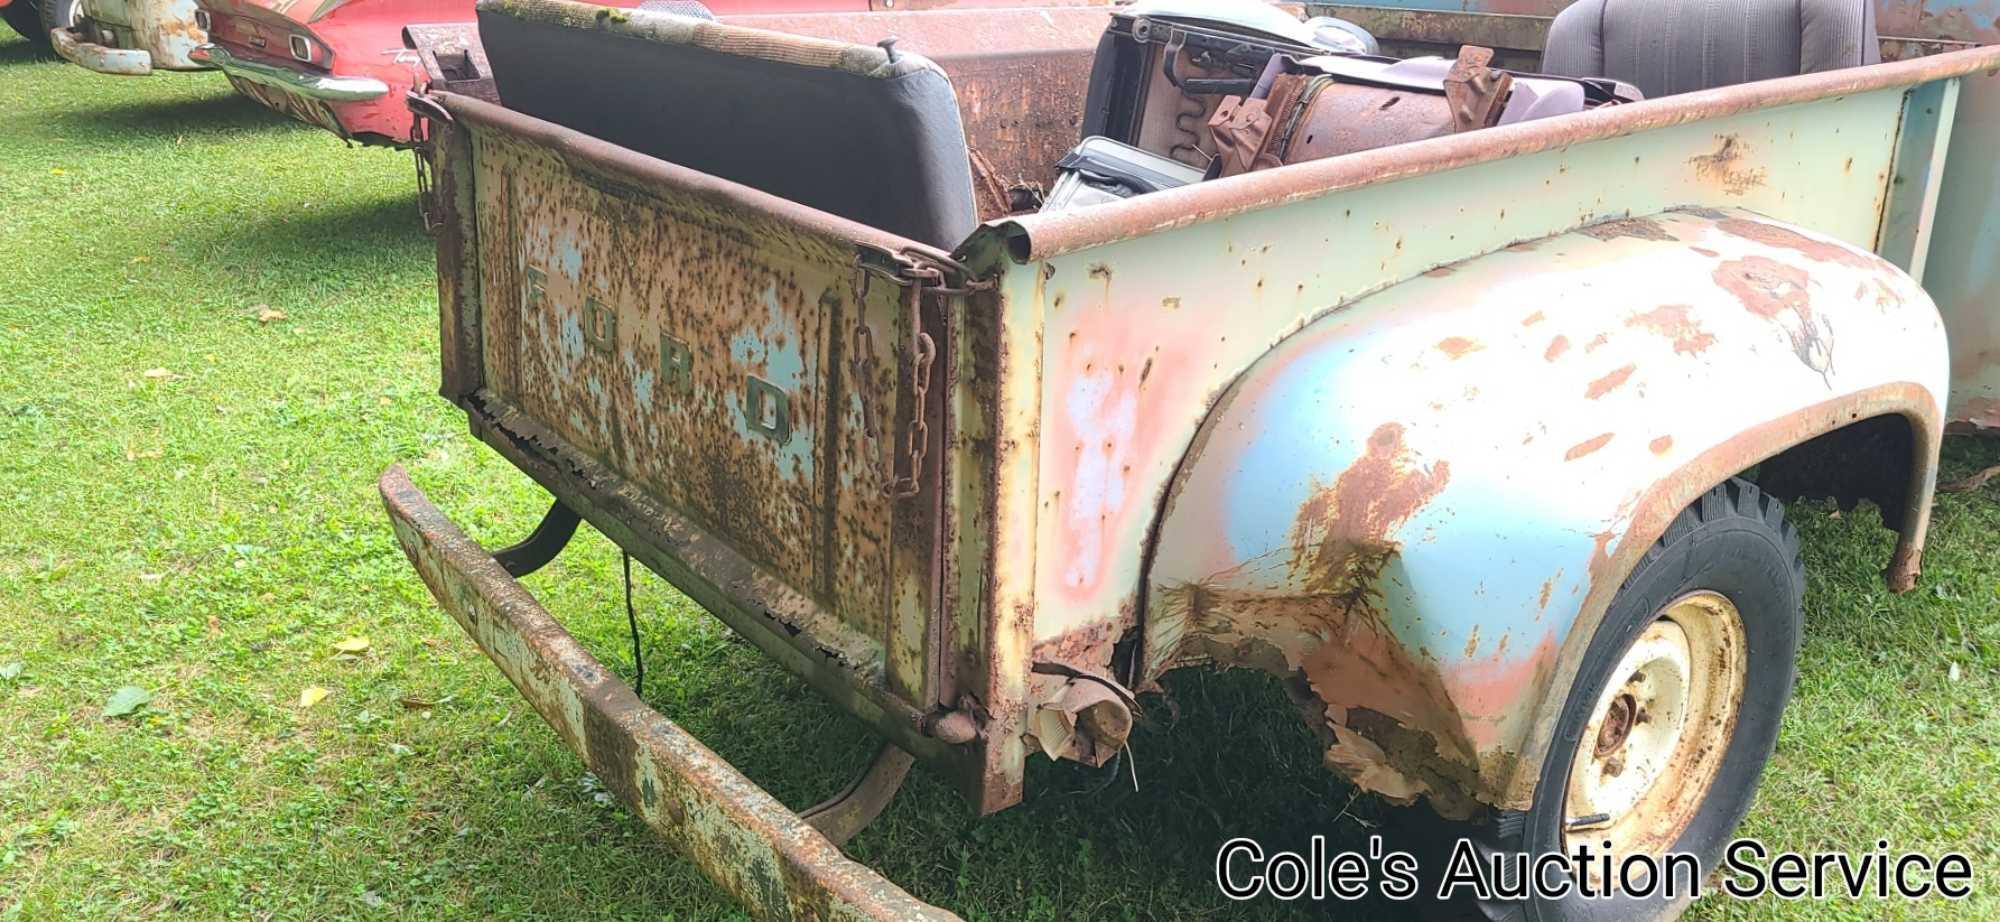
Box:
(189, 41), (387, 101)
(52, 26), (155, 75)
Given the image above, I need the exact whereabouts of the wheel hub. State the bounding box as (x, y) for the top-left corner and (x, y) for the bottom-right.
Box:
(1593, 693), (1637, 757)
(1563, 591), (1748, 865)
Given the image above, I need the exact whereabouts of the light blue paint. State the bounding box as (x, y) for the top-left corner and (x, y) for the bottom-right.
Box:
(553, 229), (584, 281)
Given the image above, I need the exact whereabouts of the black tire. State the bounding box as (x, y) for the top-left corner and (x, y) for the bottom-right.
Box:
(35, 0), (74, 46)
(1413, 478), (1803, 921)
(2, 0), (50, 50)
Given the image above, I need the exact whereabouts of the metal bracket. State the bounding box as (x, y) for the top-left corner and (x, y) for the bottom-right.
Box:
(492, 500), (583, 578)
(797, 743), (917, 847)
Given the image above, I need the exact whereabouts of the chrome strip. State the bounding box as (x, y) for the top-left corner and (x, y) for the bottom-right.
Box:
(189, 42), (387, 102)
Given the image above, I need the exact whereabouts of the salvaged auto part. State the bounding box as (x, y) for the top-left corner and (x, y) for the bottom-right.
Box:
(388, 0), (2000, 915)
(50, 0), (210, 74)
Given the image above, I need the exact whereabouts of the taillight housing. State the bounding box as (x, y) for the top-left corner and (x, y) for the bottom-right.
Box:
(284, 29), (332, 67)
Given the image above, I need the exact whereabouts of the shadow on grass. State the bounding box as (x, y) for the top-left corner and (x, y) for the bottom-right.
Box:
(0, 36), (53, 67)
(188, 190), (427, 264)
(45, 90), (298, 143)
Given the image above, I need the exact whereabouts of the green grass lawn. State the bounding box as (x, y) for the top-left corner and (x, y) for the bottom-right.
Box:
(3, 33), (1999, 920)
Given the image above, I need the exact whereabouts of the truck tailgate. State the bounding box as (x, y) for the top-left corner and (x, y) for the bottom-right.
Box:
(427, 93), (972, 778)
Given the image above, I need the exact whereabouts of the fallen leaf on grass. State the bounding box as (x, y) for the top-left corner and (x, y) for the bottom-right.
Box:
(0, 662), (22, 681)
(332, 636), (370, 654)
(49, 167), (66, 176)
(205, 615), (221, 638)
(299, 686), (331, 708)
(125, 448), (163, 461)
(104, 686), (153, 718)
(129, 256), (150, 264)
(142, 368), (174, 380)
(253, 305), (287, 324)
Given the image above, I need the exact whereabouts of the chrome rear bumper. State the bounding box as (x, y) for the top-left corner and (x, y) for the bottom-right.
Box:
(190, 42), (387, 101)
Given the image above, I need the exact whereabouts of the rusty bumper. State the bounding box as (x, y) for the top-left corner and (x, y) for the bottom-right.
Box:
(379, 466), (956, 921)
(51, 26), (155, 75)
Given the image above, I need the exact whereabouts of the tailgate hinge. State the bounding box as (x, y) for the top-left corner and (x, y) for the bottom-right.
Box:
(851, 250), (988, 498)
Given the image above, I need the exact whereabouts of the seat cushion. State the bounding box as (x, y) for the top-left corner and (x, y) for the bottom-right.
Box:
(479, 0), (979, 249)
(1542, 0), (1879, 98)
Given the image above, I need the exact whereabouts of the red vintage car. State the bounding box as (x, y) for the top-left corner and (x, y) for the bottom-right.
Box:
(188, 0), (864, 147)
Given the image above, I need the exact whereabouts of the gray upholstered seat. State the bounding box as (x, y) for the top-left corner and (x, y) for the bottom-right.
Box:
(479, 0), (979, 249)
(1541, 0), (1879, 98)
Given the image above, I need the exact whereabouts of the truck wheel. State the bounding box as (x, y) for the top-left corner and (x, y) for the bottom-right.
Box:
(2, 0), (50, 49)
(35, 0), (76, 45)
(1440, 478), (1802, 921)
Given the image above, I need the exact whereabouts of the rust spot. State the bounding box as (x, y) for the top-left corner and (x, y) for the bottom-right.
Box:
(1537, 573), (1557, 610)
(1544, 335), (1571, 361)
(1713, 256), (1833, 375)
(1292, 423), (1451, 589)
(1521, 311), (1546, 327)
(1153, 423), (1484, 817)
(1688, 135), (1767, 195)
(1463, 626), (1481, 658)
(1565, 432), (1615, 461)
(1436, 336), (1483, 359)
(1713, 218), (1876, 269)
(1578, 216), (1677, 242)
(1588, 530), (1618, 583)
(1649, 435), (1674, 455)
(1585, 363), (1638, 400)
(1625, 304), (1716, 355)
(1584, 333), (1609, 353)
(1088, 263), (1112, 280)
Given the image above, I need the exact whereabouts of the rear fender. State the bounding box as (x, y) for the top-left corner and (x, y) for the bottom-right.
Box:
(1142, 208), (1945, 818)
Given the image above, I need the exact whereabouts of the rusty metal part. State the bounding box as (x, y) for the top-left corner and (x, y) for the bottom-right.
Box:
(404, 22), (499, 104)
(424, 91), (1006, 808)
(1442, 45), (1512, 133)
(54, 0), (210, 75)
(978, 44), (2000, 262)
(1135, 210), (1943, 817)
(798, 744), (918, 847)
(380, 467), (958, 920)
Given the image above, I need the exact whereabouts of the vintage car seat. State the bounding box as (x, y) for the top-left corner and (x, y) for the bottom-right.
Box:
(478, 1), (979, 249)
(1541, 0), (1880, 97)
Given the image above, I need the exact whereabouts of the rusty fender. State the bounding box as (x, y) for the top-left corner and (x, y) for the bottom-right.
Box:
(380, 467), (957, 921)
(1141, 209), (1944, 819)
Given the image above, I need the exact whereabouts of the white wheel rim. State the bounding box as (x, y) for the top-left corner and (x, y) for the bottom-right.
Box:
(1564, 590), (1748, 865)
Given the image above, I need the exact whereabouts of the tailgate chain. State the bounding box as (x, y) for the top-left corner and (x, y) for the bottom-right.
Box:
(408, 94), (452, 236)
(850, 255), (985, 498)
